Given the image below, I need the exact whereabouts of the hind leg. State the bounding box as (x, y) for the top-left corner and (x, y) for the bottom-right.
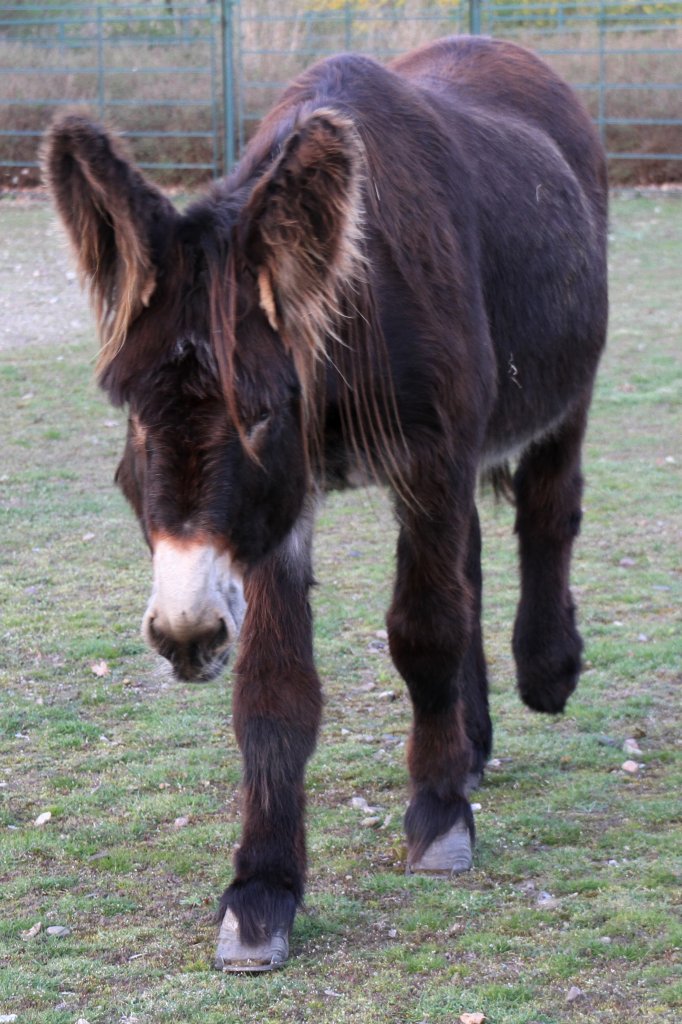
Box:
(462, 507), (492, 789)
(387, 496), (490, 874)
(512, 403), (588, 714)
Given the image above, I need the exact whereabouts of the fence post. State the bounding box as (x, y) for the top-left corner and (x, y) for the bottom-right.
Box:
(469, 0), (482, 35)
(597, 0), (607, 147)
(97, 5), (105, 121)
(344, 2), (353, 51)
(221, 0), (237, 175)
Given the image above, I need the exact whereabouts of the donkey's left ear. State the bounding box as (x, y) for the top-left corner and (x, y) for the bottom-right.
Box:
(42, 113), (178, 369)
(240, 110), (365, 359)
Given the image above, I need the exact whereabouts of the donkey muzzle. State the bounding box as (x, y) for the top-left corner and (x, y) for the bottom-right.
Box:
(142, 537), (245, 682)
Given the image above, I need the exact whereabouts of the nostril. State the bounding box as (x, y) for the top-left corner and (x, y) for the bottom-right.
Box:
(215, 618), (228, 645)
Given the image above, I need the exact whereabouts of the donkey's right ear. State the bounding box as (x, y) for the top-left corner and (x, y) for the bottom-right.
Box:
(42, 113), (177, 369)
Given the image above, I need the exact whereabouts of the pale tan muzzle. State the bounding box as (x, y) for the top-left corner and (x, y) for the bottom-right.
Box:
(142, 536), (245, 681)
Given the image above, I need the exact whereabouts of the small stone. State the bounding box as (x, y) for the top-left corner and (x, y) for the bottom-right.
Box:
(173, 816), (190, 829)
(599, 936), (612, 944)
(350, 796), (372, 812)
(471, 802), (482, 812)
(0, 1015), (18, 1023)
(623, 738), (643, 756)
(34, 811), (52, 826)
(361, 817), (381, 828)
(597, 734), (618, 747)
(536, 891), (559, 910)
(387, 928), (397, 938)
(46, 925), (71, 937)
(21, 921), (42, 940)
(566, 985), (583, 1003)
(487, 758), (502, 768)
(375, 629), (388, 640)
(618, 557), (636, 567)
(460, 1014), (486, 1024)
(621, 760), (640, 774)
(377, 690), (396, 701)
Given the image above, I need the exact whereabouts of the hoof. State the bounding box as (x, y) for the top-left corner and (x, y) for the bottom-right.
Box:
(214, 909), (289, 972)
(407, 821), (473, 877)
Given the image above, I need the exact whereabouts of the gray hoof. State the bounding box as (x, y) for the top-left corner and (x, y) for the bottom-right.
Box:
(215, 909), (289, 972)
(407, 820), (473, 876)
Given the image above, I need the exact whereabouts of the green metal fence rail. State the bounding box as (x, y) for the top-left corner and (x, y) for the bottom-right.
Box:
(1, 1), (681, 185)
(0, 2), (222, 180)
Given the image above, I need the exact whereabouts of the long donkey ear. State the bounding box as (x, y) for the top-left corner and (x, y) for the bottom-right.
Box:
(240, 109), (366, 387)
(42, 113), (177, 370)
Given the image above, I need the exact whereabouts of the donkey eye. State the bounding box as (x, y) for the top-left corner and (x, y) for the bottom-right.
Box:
(245, 406), (271, 435)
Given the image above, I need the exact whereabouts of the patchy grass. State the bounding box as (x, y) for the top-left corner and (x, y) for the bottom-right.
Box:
(0, 193), (680, 1023)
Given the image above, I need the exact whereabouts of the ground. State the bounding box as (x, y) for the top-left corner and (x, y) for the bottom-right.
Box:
(0, 192), (680, 1024)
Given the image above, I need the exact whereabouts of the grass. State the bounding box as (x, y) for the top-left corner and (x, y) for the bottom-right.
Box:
(0, 191), (681, 1023)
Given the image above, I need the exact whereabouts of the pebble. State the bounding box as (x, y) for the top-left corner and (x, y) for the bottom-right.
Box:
(621, 760), (641, 774)
(173, 816), (190, 829)
(361, 817), (381, 828)
(536, 891), (560, 910)
(350, 796), (373, 812)
(35, 811), (52, 826)
(0, 1015), (18, 1023)
(623, 737), (643, 756)
(566, 985), (584, 1003)
(46, 925), (71, 938)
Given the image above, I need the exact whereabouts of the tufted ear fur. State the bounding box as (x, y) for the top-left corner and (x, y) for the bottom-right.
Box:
(42, 112), (178, 371)
(239, 109), (366, 393)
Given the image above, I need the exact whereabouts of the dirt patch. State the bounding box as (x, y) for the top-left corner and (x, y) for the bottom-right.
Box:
(0, 197), (91, 352)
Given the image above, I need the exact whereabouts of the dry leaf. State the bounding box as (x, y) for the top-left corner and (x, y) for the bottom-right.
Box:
(21, 921), (42, 940)
(91, 660), (110, 677)
(460, 1014), (486, 1024)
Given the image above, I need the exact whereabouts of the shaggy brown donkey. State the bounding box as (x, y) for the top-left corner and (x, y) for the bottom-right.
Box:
(44, 35), (608, 970)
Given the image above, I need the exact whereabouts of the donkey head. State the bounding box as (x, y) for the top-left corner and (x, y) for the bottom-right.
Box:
(43, 111), (365, 681)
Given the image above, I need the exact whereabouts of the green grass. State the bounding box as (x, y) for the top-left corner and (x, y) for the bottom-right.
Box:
(0, 193), (680, 1023)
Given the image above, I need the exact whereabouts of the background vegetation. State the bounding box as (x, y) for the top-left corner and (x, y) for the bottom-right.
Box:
(0, 188), (680, 1022)
(0, 0), (681, 185)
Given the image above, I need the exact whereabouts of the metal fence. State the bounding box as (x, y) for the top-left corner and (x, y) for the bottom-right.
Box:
(1, 1), (681, 185)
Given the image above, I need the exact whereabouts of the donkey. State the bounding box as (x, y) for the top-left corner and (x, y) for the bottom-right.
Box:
(44, 35), (608, 970)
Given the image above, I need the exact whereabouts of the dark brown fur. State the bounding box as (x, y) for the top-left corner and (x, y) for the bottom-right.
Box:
(44, 36), (608, 957)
